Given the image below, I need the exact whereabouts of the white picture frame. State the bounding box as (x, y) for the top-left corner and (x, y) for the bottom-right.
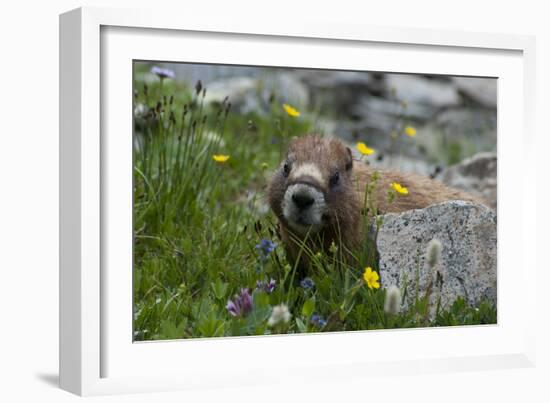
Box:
(59, 6), (537, 396)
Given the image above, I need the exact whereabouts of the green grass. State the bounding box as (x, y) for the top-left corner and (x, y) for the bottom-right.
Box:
(132, 64), (496, 341)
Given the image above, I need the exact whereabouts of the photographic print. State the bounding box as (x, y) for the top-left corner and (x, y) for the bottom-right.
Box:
(132, 62), (497, 341)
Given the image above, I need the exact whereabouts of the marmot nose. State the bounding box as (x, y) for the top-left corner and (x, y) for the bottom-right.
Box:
(292, 192), (314, 209)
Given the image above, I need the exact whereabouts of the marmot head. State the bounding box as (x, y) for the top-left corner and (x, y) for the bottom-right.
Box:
(268, 135), (358, 236)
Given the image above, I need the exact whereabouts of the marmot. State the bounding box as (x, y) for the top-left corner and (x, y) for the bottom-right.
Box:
(267, 135), (486, 266)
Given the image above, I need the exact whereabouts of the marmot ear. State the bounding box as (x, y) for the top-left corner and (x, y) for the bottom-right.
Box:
(345, 147), (353, 171)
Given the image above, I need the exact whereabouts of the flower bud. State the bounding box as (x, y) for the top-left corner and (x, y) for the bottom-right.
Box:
(426, 238), (442, 270)
(268, 304), (291, 327)
(384, 285), (401, 315)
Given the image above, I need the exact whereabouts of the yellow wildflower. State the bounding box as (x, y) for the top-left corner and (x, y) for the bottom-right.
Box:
(391, 182), (409, 195)
(282, 103), (300, 117)
(356, 142), (375, 156)
(261, 162), (269, 170)
(404, 126), (417, 137)
(212, 154), (230, 163)
(363, 267), (380, 289)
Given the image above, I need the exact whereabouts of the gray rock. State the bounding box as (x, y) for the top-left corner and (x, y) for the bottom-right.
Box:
(353, 95), (435, 122)
(263, 72), (310, 107)
(442, 152), (497, 209)
(333, 75), (462, 142)
(203, 76), (260, 113)
(327, 119), (440, 174)
(373, 201), (497, 317)
(435, 108), (497, 139)
(410, 108), (496, 167)
(295, 70), (374, 92)
(293, 70), (380, 114)
(172, 64), (261, 85)
(203, 73), (309, 115)
(386, 74), (461, 108)
(369, 154), (434, 176)
(453, 77), (497, 108)
(334, 134), (432, 175)
(333, 115), (396, 144)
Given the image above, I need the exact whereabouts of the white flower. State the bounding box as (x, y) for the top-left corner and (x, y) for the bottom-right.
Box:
(384, 285), (401, 315)
(426, 238), (442, 270)
(268, 304), (291, 327)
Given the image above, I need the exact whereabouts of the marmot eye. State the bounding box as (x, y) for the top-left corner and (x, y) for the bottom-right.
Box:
(283, 162), (291, 177)
(329, 171), (340, 188)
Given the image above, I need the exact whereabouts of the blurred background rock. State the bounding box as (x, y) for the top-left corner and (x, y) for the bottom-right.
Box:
(135, 63), (497, 208)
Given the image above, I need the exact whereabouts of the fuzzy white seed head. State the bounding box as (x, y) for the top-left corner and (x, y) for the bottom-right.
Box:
(268, 304), (292, 327)
(426, 238), (442, 270)
(384, 285), (401, 315)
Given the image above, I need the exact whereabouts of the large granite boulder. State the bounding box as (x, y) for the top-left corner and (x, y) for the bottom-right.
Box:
(373, 201), (497, 317)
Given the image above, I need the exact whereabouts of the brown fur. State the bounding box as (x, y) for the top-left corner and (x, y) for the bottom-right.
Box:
(267, 135), (487, 267)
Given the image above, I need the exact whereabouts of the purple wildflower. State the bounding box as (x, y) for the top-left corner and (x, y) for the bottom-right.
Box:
(300, 277), (315, 290)
(311, 314), (327, 328)
(255, 239), (277, 260)
(151, 66), (175, 79)
(256, 278), (276, 294)
(226, 288), (253, 318)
